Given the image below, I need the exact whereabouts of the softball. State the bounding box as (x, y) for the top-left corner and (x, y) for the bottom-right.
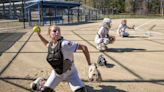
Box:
(33, 26), (41, 32)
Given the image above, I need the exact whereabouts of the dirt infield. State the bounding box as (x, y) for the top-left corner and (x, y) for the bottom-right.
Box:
(0, 19), (164, 92)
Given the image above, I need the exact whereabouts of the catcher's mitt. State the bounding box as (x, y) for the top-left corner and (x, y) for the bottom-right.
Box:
(131, 25), (136, 31)
(108, 35), (115, 44)
(88, 63), (102, 82)
(132, 25), (135, 29)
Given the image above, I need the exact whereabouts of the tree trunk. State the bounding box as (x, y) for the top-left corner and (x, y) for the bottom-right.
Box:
(142, 0), (148, 15)
(125, 0), (133, 13)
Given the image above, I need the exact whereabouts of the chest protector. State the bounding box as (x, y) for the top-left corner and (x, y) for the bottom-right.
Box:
(46, 38), (64, 74)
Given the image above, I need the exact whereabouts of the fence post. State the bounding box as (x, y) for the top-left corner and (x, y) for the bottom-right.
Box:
(22, 0), (25, 29)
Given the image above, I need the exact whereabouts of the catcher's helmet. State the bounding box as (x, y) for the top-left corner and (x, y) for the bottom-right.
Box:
(102, 18), (112, 29)
(97, 55), (107, 66)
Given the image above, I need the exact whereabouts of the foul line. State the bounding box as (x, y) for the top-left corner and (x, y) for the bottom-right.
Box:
(135, 19), (156, 30)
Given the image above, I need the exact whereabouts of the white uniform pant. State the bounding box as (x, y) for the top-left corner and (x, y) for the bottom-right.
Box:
(95, 35), (109, 50)
(95, 38), (109, 45)
(44, 64), (84, 91)
(95, 34), (109, 44)
(117, 29), (129, 37)
(121, 32), (129, 37)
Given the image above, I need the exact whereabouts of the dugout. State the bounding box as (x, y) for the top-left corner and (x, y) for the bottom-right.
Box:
(25, 0), (81, 26)
(0, 0), (81, 26)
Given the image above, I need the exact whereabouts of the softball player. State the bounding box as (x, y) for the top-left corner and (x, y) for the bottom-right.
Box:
(117, 19), (134, 37)
(95, 18), (115, 51)
(33, 25), (91, 92)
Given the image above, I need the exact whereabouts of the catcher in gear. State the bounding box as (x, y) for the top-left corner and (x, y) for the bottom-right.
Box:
(95, 18), (115, 51)
(88, 63), (102, 82)
(117, 19), (135, 37)
(32, 25), (91, 92)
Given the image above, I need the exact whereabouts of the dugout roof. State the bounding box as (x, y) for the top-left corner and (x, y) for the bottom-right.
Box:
(0, 0), (22, 3)
(0, 0), (81, 9)
(25, 0), (81, 9)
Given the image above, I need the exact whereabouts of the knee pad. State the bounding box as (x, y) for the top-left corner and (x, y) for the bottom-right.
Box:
(75, 87), (87, 92)
(104, 38), (109, 45)
(97, 43), (106, 51)
(41, 87), (55, 92)
(96, 39), (103, 44)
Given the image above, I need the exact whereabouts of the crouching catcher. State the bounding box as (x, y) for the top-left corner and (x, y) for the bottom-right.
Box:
(95, 18), (115, 51)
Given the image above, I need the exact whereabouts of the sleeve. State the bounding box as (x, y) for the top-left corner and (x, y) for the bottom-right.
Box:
(62, 40), (79, 52)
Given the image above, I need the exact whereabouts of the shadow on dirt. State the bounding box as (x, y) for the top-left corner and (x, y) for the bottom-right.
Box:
(128, 36), (148, 38)
(106, 48), (146, 53)
(86, 85), (126, 92)
(1, 76), (164, 91)
(0, 32), (26, 56)
(105, 63), (115, 68)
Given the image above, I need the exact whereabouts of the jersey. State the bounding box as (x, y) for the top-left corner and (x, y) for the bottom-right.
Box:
(61, 39), (79, 62)
(95, 27), (109, 44)
(44, 38), (84, 91)
(117, 24), (128, 33)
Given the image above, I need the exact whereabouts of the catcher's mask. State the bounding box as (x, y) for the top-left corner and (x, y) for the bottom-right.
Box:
(97, 55), (107, 66)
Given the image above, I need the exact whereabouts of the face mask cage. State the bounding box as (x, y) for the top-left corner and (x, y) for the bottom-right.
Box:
(103, 22), (111, 29)
(107, 22), (111, 28)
